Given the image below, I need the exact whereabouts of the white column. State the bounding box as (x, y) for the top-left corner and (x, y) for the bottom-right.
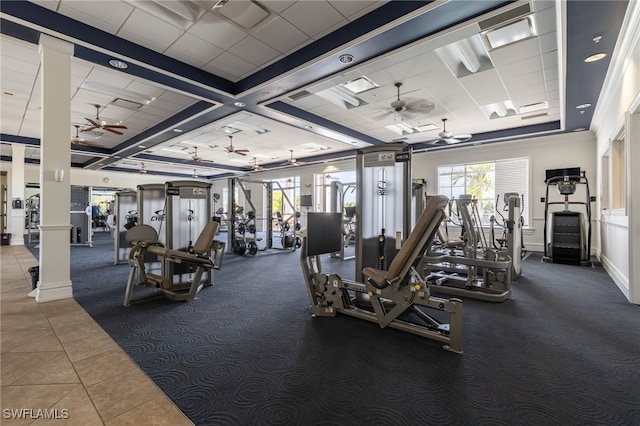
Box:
(9, 144), (26, 246)
(627, 111), (639, 304)
(36, 34), (73, 303)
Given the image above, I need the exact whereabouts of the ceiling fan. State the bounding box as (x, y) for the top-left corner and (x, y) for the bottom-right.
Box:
(71, 125), (102, 147)
(224, 135), (249, 156)
(428, 118), (472, 145)
(283, 150), (305, 166)
(83, 104), (127, 135)
(375, 82), (435, 121)
(139, 162), (148, 174)
(192, 169), (199, 179)
(191, 147), (214, 163)
(250, 157), (264, 171)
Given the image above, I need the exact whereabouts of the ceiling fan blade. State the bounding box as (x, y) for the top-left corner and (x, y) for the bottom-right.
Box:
(105, 128), (124, 135)
(404, 99), (435, 113)
(104, 124), (127, 129)
(85, 118), (101, 127)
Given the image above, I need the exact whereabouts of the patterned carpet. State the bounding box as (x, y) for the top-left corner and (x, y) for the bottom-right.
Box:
(30, 233), (640, 425)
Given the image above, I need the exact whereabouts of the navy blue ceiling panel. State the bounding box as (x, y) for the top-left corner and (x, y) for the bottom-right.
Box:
(0, 0), (235, 96)
(564, 0), (628, 131)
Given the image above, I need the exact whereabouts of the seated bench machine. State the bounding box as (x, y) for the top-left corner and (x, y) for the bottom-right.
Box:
(124, 220), (220, 306)
(301, 195), (463, 353)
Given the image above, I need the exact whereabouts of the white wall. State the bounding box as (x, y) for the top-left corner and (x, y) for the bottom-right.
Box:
(412, 131), (597, 254)
(590, 0), (640, 303)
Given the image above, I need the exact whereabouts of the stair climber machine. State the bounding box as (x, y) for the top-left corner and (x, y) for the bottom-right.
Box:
(542, 168), (593, 266)
(300, 144), (463, 353)
(422, 195), (514, 302)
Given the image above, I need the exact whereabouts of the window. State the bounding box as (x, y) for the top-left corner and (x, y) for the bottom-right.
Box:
(437, 157), (529, 226)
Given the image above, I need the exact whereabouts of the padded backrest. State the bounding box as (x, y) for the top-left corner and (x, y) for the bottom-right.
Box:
(192, 221), (220, 254)
(125, 224), (158, 245)
(386, 195), (449, 280)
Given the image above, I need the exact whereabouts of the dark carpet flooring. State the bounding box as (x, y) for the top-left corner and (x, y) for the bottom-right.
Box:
(28, 233), (640, 425)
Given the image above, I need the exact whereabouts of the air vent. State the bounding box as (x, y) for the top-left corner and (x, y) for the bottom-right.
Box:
(112, 98), (143, 110)
(289, 90), (312, 101)
(479, 3), (532, 31)
(521, 112), (549, 120)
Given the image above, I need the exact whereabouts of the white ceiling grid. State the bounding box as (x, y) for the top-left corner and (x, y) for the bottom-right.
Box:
(1, 0), (565, 176)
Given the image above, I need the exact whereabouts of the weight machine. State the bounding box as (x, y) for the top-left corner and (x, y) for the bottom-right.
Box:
(489, 193), (525, 278)
(423, 195), (513, 302)
(543, 168), (592, 266)
(124, 181), (223, 306)
(329, 180), (356, 261)
(114, 190), (136, 264)
(227, 178), (301, 256)
(123, 220), (220, 306)
(300, 195), (463, 353)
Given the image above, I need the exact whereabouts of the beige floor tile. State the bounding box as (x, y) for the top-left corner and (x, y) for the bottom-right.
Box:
(0, 298), (40, 315)
(52, 321), (110, 345)
(0, 384), (78, 422)
(3, 352), (79, 385)
(63, 332), (122, 363)
(0, 312), (51, 332)
(105, 395), (193, 426)
(87, 369), (164, 422)
(31, 384), (104, 426)
(1, 330), (60, 353)
(73, 349), (140, 388)
(45, 308), (96, 330)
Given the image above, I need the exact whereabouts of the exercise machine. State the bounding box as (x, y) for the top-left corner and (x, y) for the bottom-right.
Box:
(489, 192), (525, 278)
(123, 220), (220, 306)
(543, 168), (592, 266)
(300, 195), (463, 353)
(356, 144), (413, 283)
(423, 195), (513, 302)
(329, 180), (356, 261)
(114, 190), (136, 264)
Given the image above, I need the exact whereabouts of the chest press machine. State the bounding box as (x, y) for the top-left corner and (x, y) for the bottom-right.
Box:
(301, 195), (463, 353)
(123, 220), (220, 306)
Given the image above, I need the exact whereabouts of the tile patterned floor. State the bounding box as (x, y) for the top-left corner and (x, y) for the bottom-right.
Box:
(1, 245), (193, 425)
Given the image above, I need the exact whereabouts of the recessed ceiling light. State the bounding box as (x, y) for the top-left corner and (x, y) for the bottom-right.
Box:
(576, 103), (592, 109)
(234, 101), (246, 107)
(584, 53), (607, 63)
(338, 54), (354, 64)
(108, 59), (128, 69)
(304, 125), (312, 130)
(173, 128), (183, 133)
(138, 145), (146, 149)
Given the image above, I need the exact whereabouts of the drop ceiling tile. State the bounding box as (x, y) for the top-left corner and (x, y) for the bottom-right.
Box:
(228, 36), (281, 67)
(165, 33), (224, 68)
(504, 70), (545, 91)
(458, 69), (510, 105)
(281, 1), (346, 38)
(543, 66), (559, 81)
(203, 52), (256, 81)
(58, 1), (133, 35)
(252, 16), (309, 53)
(118, 9), (185, 54)
(538, 32), (557, 54)
(541, 51), (558, 70)
(497, 56), (543, 79)
(329, 0), (385, 20)
(532, 0), (554, 13)
(545, 78), (559, 93)
(263, 1), (297, 14)
(189, 11), (247, 50)
(535, 6), (557, 36)
(1, 37), (40, 63)
(489, 38), (541, 66)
